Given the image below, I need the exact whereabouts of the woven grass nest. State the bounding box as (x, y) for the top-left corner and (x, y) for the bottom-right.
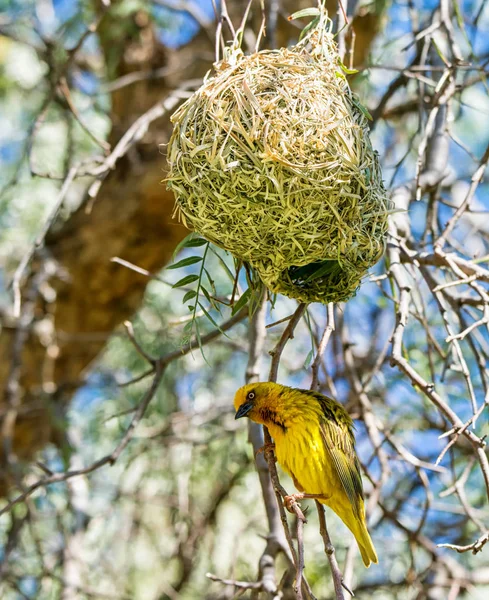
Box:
(167, 18), (389, 304)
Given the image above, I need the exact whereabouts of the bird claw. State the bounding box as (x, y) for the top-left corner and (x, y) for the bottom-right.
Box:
(284, 493), (304, 513)
(255, 442), (276, 460)
(284, 492), (330, 513)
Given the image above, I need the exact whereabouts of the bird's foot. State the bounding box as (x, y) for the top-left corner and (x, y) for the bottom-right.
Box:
(284, 493), (330, 513)
(255, 442), (276, 460)
(284, 493), (304, 512)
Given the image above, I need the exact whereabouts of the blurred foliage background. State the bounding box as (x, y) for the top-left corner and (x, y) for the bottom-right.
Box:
(1, 0), (489, 599)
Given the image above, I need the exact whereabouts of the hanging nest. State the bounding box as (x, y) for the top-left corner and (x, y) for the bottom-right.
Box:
(167, 14), (390, 304)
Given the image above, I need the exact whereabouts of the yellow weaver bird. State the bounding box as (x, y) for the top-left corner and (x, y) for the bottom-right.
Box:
(234, 382), (378, 567)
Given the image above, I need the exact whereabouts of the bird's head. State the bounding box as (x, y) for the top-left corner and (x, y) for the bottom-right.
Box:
(233, 382), (294, 432)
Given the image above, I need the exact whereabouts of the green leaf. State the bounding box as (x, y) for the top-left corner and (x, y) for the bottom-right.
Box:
(304, 349), (314, 369)
(172, 274), (199, 288)
(431, 38), (449, 66)
(198, 302), (230, 339)
(337, 58), (358, 75)
(198, 284), (219, 312)
(184, 237), (208, 248)
(453, 0), (473, 52)
(182, 290), (197, 303)
(194, 320), (210, 365)
(204, 268), (216, 294)
(201, 285), (212, 304)
(209, 246), (236, 283)
(298, 16), (320, 41)
(172, 233), (195, 259)
(167, 256), (203, 270)
(232, 288), (251, 315)
(289, 7), (320, 20)
(453, 0), (464, 29)
(302, 309), (316, 371)
(352, 95), (373, 121)
(172, 233), (207, 260)
(183, 321), (194, 335)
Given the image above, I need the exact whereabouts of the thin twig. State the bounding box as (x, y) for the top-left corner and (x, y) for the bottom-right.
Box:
(12, 166), (78, 317)
(316, 501), (348, 599)
(269, 304), (306, 383)
(438, 531), (489, 555)
(311, 303), (335, 391)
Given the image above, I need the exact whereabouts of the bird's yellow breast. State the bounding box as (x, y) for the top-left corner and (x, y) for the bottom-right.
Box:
(267, 419), (336, 495)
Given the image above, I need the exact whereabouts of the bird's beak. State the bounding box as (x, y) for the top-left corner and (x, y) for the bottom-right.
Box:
(235, 401), (253, 420)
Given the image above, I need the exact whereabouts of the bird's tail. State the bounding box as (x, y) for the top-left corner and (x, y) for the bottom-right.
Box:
(330, 505), (379, 567)
(345, 512), (378, 568)
(355, 520), (378, 568)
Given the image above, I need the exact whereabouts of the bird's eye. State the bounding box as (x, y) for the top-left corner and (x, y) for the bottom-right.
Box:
(247, 391), (255, 401)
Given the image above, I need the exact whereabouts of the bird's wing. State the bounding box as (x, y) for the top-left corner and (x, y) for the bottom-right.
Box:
(317, 399), (364, 518)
